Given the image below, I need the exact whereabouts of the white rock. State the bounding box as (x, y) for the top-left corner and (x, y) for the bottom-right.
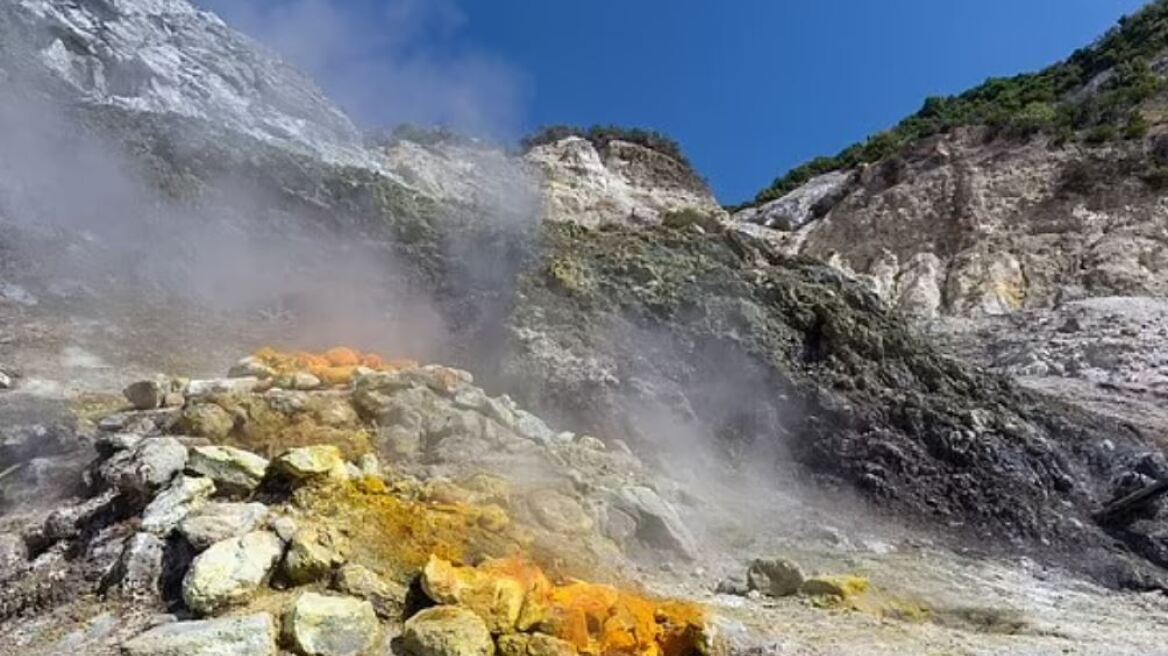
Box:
(187, 445), (269, 494)
(141, 475), (216, 535)
(182, 531), (284, 615)
(283, 592), (379, 656)
(186, 377), (260, 398)
(121, 613), (277, 656)
(180, 502), (270, 550)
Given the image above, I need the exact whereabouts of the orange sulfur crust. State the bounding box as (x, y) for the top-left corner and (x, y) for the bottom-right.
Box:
(252, 346), (419, 386)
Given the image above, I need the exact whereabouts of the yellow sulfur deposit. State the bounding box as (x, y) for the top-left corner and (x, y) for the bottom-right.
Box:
(252, 346), (419, 387)
(421, 556), (710, 656)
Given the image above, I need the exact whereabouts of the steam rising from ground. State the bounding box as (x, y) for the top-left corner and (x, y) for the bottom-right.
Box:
(195, 0), (527, 138)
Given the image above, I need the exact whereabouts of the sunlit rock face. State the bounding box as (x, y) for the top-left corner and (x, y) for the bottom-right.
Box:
(524, 137), (725, 227)
(0, 0), (376, 168)
(733, 128), (1168, 318)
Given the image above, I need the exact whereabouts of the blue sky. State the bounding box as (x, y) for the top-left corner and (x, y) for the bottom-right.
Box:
(202, 0), (1149, 204)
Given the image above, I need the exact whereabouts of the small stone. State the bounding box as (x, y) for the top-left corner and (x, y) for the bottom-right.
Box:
(333, 563), (407, 620)
(401, 606), (494, 656)
(141, 475), (216, 535)
(109, 532), (166, 599)
(182, 531), (284, 615)
(124, 380), (165, 411)
(714, 576), (749, 596)
(746, 558), (804, 598)
(270, 516), (298, 543)
(496, 634), (577, 656)
(283, 527), (346, 585)
(180, 502), (270, 550)
(187, 445), (269, 495)
(283, 591), (379, 656)
(186, 377), (260, 398)
(272, 445), (348, 483)
(121, 613), (277, 656)
(163, 392), (186, 408)
(0, 371), (11, 390)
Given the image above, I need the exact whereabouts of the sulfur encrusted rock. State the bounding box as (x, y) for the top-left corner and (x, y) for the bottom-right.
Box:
(283, 591), (379, 656)
(401, 606), (494, 656)
(283, 527), (346, 585)
(496, 633), (577, 656)
(186, 445), (269, 495)
(179, 403), (236, 441)
(272, 445), (349, 483)
(333, 563), (407, 620)
(121, 613), (278, 656)
(182, 531), (284, 615)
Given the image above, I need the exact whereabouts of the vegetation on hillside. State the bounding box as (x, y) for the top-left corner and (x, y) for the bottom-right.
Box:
(520, 124), (693, 168)
(749, 0), (1168, 206)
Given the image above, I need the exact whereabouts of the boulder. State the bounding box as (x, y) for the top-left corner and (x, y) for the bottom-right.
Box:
(526, 490), (593, 534)
(124, 380), (165, 411)
(283, 592), (379, 656)
(109, 532), (166, 599)
(180, 502), (270, 550)
(283, 527), (346, 585)
(121, 613), (277, 656)
(420, 555), (548, 633)
(182, 531), (284, 615)
(746, 558), (804, 598)
(272, 445), (348, 483)
(97, 437), (188, 496)
(141, 475), (216, 535)
(615, 486), (699, 559)
(401, 606), (494, 656)
(180, 403), (236, 441)
(333, 563), (407, 620)
(187, 446), (269, 494)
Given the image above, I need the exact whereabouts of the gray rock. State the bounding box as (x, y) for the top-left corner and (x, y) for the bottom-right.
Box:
(42, 489), (120, 541)
(512, 410), (555, 444)
(332, 563), (407, 620)
(95, 432), (145, 458)
(401, 606), (494, 656)
(615, 486), (699, 559)
(109, 532), (166, 599)
(733, 170), (852, 231)
(124, 380), (165, 411)
(0, 370), (11, 390)
(746, 558), (804, 597)
(182, 531), (284, 615)
(186, 446), (269, 495)
(186, 377), (261, 398)
(283, 592), (379, 656)
(0, 532), (28, 573)
(141, 475), (216, 535)
(179, 403), (236, 440)
(121, 613), (278, 656)
(180, 502), (270, 550)
(228, 357), (276, 380)
(97, 437), (188, 496)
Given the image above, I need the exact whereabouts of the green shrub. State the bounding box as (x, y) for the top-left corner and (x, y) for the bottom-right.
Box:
(520, 124), (692, 168)
(750, 0), (1168, 205)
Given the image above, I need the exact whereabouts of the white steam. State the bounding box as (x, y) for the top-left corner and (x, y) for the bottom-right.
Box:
(195, 0), (528, 138)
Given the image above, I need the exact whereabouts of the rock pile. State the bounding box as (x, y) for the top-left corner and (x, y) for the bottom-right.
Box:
(0, 348), (714, 655)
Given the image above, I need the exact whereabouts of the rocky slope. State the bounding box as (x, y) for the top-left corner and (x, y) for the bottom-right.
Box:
(2, 0), (1168, 654)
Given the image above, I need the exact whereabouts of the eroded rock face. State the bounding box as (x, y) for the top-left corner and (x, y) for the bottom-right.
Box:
(733, 130), (1168, 318)
(0, 0), (374, 168)
(525, 137), (723, 227)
